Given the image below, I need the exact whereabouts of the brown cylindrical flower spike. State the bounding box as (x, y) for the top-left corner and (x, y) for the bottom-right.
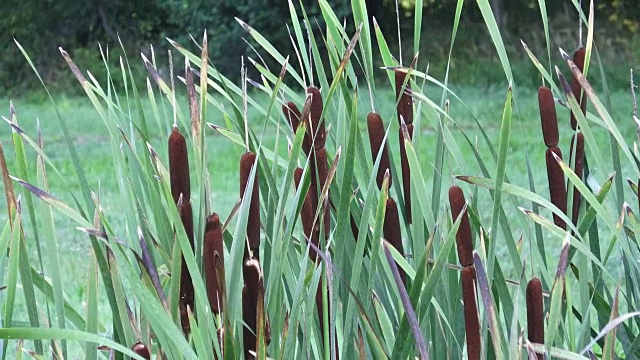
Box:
(306, 86), (326, 149)
(312, 147), (330, 239)
(179, 201), (195, 334)
(169, 127), (191, 205)
(242, 258), (269, 358)
(204, 213), (224, 314)
(396, 72), (414, 224)
(294, 168), (320, 261)
(538, 86), (559, 148)
(570, 47), (587, 130)
(546, 147), (567, 230)
(461, 266), (480, 360)
(448, 186), (474, 267)
(282, 101), (302, 133)
(526, 277), (544, 360)
(569, 133), (585, 225)
(384, 198), (406, 286)
(240, 152), (261, 258)
(367, 112), (391, 190)
(132, 342), (151, 360)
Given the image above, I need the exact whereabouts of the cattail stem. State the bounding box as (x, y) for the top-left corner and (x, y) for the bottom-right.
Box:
(367, 112), (391, 190)
(240, 152), (260, 259)
(526, 278), (544, 360)
(461, 266), (480, 360)
(448, 186), (474, 267)
(384, 198), (406, 286)
(546, 147), (567, 230)
(204, 213), (224, 314)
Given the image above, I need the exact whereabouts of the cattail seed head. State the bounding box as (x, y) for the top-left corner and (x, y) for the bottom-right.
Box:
(242, 258), (264, 357)
(569, 132), (585, 225)
(367, 112), (391, 190)
(384, 198), (406, 286)
(132, 342), (151, 359)
(282, 101), (302, 132)
(395, 72), (413, 126)
(448, 186), (474, 267)
(240, 152), (261, 255)
(570, 47), (587, 130)
(461, 266), (480, 360)
(538, 86), (559, 148)
(179, 201), (195, 335)
(204, 213), (224, 314)
(312, 148), (330, 238)
(546, 147), (567, 230)
(294, 168), (319, 260)
(526, 277), (544, 353)
(398, 124), (414, 224)
(169, 127), (191, 204)
(306, 86), (326, 149)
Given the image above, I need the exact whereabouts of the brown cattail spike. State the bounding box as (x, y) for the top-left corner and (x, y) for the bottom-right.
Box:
(395, 72), (413, 126)
(538, 86), (559, 148)
(294, 168), (319, 260)
(282, 101), (302, 132)
(570, 47), (587, 130)
(313, 148), (330, 239)
(242, 258), (263, 358)
(367, 112), (391, 190)
(569, 133), (585, 225)
(526, 277), (544, 360)
(396, 71), (414, 223)
(398, 124), (414, 223)
(179, 201), (195, 334)
(448, 186), (474, 267)
(306, 86), (326, 149)
(461, 266), (480, 360)
(384, 198), (406, 286)
(169, 127), (191, 204)
(132, 342), (151, 360)
(204, 213), (224, 314)
(546, 147), (567, 230)
(240, 152), (261, 257)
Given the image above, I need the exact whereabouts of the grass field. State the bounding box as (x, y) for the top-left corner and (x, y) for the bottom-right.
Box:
(1, 81), (636, 321)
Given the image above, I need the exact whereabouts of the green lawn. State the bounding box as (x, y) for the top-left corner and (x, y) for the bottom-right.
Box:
(0, 81), (636, 337)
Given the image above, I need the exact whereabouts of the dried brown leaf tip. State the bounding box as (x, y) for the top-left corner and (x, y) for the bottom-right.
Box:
(306, 86), (326, 149)
(569, 132), (585, 225)
(461, 266), (480, 360)
(240, 151), (261, 257)
(169, 127), (190, 205)
(242, 258), (269, 358)
(545, 147), (567, 230)
(448, 186), (474, 267)
(526, 277), (544, 359)
(570, 47), (587, 130)
(384, 198), (406, 286)
(282, 101), (302, 134)
(367, 112), (391, 190)
(204, 213), (224, 314)
(538, 86), (559, 148)
(132, 342), (151, 359)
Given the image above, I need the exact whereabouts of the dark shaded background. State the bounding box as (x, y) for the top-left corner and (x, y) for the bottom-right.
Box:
(2, 0), (638, 97)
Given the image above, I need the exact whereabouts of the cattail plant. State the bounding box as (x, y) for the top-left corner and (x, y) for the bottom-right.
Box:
(169, 126), (195, 334)
(570, 47), (587, 130)
(240, 151), (260, 259)
(367, 112), (391, 190)
(131, 342), (151, 360)
(568, 133), (584, 225)
(538, 87), (568, 230)
(526, 277), (544, 360)
(449, 186), (480, 359)
(545, 147), (567, 230)
(396, 71), (414, 223)
(204, 213), (224, 314)
(242, 258), (270, 358)
(383, 198), (406, 286)
(294, 167), (320, 260)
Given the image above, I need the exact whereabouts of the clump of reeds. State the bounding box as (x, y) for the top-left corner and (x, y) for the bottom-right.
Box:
(395, 72), (414, 223)
(526, 277), (544, 360)
(538, 87), (567, 230)
(168, 126), (195, 335)
(448, 186), (479, 360)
